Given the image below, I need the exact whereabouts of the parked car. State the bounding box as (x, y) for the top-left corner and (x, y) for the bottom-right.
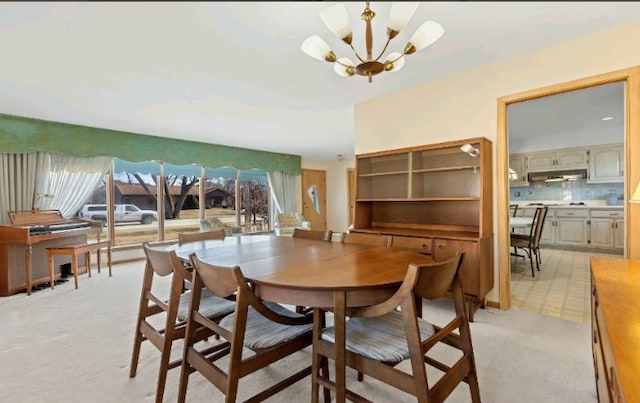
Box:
(79, 204), (158, 225)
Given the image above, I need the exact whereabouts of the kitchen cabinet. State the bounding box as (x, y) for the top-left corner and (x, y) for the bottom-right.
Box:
(588, 143), (624, 184)
(509, 154), (528, 186)
(353, 137), (493, 321)
(590, 209), (624, 250)
(519, 207), (589, 247)
(554, 209), (590, 246)
(527, 148), (588, 172)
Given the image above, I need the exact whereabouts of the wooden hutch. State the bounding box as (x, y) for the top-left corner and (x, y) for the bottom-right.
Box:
(351, 137), (493, 320)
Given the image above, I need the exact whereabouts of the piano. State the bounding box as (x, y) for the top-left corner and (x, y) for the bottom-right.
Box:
(0, 210), (103, 296)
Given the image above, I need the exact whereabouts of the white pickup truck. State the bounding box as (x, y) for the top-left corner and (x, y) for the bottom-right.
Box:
(79, 204), (158, 225)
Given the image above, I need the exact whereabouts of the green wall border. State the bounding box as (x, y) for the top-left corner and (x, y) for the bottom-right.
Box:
(0, 113), (301, 175)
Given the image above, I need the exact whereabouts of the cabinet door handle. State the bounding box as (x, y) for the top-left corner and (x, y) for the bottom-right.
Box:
(437, 243), (445, 250)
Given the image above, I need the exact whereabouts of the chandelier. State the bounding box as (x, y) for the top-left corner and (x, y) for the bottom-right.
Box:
(301, 2), (444, 83)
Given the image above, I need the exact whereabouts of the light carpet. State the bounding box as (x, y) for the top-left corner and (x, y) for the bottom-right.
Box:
(0, 261), (597, 402)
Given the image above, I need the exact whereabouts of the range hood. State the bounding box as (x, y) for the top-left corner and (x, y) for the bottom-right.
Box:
(528, 169), (587, 183)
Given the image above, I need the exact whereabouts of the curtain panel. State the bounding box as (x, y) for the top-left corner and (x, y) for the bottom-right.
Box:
(0, 113), (301, 175)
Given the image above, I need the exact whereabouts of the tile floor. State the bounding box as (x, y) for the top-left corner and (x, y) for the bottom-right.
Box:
(510, 247), (622, 324)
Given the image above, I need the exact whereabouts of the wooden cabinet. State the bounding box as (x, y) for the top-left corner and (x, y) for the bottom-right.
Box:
(591, 209), (625, 250)
(509, 154), (528, 186)
(390, 235), (432, 254)
(588, 144), (624, 184)
(527, 148), (588, 171)
(533, 208), (589, 247)
(353, 137), (493, 320)
(590, 257), (640, 403)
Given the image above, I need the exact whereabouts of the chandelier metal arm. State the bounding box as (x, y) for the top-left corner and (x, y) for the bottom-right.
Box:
(348, 43), (367, 64)
(373, 35), (394, 63)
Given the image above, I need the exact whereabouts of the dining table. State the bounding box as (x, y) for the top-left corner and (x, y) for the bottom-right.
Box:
(167, 234), (433, 403)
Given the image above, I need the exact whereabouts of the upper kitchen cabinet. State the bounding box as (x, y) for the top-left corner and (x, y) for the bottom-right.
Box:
(527, 147), (588, 172)
(509, 154), (528, 186)
(588, 143), (624, 183)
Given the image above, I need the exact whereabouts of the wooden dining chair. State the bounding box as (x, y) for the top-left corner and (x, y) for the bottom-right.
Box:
(178, 254), (326, 403)
(311, 253), (481, 403)
(177, 228), (226, 245)
(292, 228), (333, 241)
(292, 228), (334, 313)
(510, 206), (549, 277)
(129, 243), (236, 403)
(339, 231), (391, 247)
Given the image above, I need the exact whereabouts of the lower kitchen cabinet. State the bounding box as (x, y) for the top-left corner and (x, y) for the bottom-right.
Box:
(591, 209), (625, 250)
(515, 206), (622, 250)
(523, 207), (589, 247)
(554, 209), (590, 246)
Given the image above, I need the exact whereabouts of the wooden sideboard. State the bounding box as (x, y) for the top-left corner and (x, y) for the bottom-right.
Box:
(351, 137), (493, 321)
(590, 256), (640, 402)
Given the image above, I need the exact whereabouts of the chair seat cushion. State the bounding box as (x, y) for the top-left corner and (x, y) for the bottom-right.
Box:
(219, 301), (312, 349)
(321, 310), (435, 362)
(177, 288), (236, 322)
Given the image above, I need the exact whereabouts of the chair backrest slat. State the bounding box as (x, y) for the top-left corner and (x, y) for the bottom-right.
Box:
(292, 228), (332, 241)
(189, 254), (242, 298)
(414, 254), (463, 300)
(178, 229), (226, 245)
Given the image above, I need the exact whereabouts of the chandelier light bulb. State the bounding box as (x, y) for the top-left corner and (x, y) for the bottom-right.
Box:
(406, 20), (445, 54)
(301, 35), (336, 62)
(387, 2), (420, 37)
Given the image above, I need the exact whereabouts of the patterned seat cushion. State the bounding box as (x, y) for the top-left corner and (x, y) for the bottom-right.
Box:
(177, 288), (236, 322)
(321, 311), (435, 362)
(219, 301), (312, 349)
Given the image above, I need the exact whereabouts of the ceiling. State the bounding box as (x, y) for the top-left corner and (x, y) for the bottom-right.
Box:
(1, 2), (639, 161)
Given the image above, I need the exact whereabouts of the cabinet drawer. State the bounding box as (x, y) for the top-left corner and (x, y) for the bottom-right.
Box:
(391, 236), (432, 253)
(554, 209), (589, 218)
(591, 210), (624, 219)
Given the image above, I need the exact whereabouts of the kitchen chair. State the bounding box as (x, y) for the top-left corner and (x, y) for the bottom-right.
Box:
(510, 204), (519, 233)
(129, 243), (236, 403)
(339, 231), (391, 247)
(510, 204), (519, 217)
(178, 228), (226, 245)
(292, 228), (333, 241)
(178, 254), (324, 403)
(511, 206), (549, 277)
(311, 253), (481, 403)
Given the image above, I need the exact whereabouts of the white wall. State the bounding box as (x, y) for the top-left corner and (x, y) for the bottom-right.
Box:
(354, 20), (640, 303)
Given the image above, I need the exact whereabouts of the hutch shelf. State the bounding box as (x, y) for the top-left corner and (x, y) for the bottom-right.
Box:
(352, 137), (494, 321)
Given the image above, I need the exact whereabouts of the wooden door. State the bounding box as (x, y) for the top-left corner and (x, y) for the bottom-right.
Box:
(301, 169), (327, 231)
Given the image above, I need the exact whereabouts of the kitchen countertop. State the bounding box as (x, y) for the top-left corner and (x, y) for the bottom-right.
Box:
(516, 203), (623, 210)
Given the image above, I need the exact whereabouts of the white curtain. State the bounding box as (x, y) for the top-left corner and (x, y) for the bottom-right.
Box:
(37, 153), (112, 218)
(0, 152), (48, 225)
(267, 171), (298, 215)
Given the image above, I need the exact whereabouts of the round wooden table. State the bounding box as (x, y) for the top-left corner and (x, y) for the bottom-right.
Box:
(169, 234), (433, 402)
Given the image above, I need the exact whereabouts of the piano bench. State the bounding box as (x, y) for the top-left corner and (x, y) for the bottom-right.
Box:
(46, 240), (111, 290)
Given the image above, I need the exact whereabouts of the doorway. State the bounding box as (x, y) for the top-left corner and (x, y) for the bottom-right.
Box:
(497, 67), (640, 311)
